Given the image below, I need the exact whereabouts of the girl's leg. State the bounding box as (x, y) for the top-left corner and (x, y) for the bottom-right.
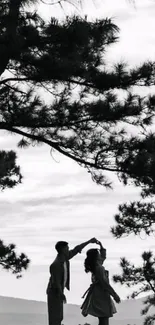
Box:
(98, 317), (109, 325)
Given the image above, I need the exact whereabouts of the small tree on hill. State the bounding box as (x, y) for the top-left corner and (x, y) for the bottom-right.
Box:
(113, 251), (155, 325)
(112, 182), (155, 324)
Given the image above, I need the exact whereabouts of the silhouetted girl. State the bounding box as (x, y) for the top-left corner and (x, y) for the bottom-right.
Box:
(81, 246), (120, 325)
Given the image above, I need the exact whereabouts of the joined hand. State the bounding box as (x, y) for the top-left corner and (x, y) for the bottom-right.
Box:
(89, 237), (99, 244)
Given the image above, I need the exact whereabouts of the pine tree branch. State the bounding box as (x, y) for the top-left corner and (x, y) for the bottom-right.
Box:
(0, 78), (34, 85)
(3, 125), (120, 172)
(111, 201), (155, 238)
(113, 251), (155, 325)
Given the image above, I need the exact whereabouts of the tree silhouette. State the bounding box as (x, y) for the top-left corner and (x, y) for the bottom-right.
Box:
(111, 137), (155, 325)
(0, 149), (29, 276)
(0, 240), (30, 278)
(1, 0), (155, 294)
(0, 150), (22, 190)
(113, 252), (155, 325)
(1, 0), (155, 190)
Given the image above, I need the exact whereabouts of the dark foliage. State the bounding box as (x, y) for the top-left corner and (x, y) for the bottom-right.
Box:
(113, 252), (155, 325)
(0, 150), (22, 190)
(1, 0), (155, 190)
(1, 0), (155, 306)
(0, 239), (30, 278)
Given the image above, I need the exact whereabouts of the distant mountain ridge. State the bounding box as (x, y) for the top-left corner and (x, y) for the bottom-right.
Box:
(0, 295), (152, 325)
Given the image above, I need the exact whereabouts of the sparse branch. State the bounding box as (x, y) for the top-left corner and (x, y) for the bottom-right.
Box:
(3, 126), (120, 172)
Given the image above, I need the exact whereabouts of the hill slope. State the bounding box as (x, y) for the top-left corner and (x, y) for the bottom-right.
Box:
(0, 295), (152, 325)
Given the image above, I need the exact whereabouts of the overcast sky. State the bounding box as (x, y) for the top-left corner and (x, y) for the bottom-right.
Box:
(0, 0), (155, 305)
